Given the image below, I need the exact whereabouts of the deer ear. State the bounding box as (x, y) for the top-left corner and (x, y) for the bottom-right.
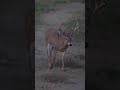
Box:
(58, 27), (61, 30)
(63, 32), (66, 35)
(58, 28), (64, 32)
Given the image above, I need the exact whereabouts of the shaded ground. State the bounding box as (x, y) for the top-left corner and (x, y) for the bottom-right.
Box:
(35, 2), (85, 90)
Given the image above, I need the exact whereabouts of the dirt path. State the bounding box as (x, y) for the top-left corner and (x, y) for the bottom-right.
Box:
(35, 2), (85, 90)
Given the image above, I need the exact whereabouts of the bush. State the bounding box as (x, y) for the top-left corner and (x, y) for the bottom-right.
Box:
(62, 15), (85, 42)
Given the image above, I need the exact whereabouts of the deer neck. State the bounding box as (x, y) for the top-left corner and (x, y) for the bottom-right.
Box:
(57, 39), (68, 52)
(60, 44), (68, 52)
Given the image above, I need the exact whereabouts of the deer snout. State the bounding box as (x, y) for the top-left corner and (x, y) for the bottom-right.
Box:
(69, 44), (72, 46)
(67, 43), (72, 46)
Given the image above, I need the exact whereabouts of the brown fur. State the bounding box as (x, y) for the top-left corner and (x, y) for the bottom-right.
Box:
(45, 29), (73, 70)
(45, 29), (71, 52)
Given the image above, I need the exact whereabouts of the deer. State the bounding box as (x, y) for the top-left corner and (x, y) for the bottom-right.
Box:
(45, 22), (80, 71)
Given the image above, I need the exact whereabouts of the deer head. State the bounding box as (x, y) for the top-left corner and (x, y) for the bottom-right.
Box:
(57, 27), (72, 46)
(57, 21), (80, 46)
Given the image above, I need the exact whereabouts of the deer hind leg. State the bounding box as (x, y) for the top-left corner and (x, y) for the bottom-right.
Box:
(61, 51), (65, 71)
(50, 46), (56, 69)
(47, 43), (52, 69)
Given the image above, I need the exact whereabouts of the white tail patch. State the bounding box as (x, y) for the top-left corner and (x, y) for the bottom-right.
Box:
(47, 44), (52, 56)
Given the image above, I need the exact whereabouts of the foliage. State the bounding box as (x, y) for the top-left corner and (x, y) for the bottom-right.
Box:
(62, 15), (85, 42)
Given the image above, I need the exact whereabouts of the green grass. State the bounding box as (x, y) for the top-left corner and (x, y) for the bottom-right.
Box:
(35, 0), (85, 15)
(35, 1), (56, 15)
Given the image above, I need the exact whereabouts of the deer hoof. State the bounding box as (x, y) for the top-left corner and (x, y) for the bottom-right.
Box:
(61, 68), (64, 71)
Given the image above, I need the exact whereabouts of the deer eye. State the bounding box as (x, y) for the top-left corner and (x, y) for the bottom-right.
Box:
(66, 38), (68, 40)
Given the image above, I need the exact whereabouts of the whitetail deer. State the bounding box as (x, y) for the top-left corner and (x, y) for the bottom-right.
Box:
(45, 22), (80, 70)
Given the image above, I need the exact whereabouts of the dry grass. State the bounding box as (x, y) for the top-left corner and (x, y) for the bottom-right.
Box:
(55, 58), (84, 69)
(40, 72), (68, 83)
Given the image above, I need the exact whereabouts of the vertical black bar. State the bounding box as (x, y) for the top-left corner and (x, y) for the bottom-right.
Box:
(0, 0), (35, 90)
(86, 0), (120, 90)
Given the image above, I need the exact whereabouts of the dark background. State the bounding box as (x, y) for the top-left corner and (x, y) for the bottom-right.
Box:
(86, 0), (120, 90)
(0, 0), (120, 90)
(0, 0), (34, 90)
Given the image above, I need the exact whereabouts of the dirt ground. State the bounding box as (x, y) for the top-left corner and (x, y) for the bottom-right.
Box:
(35, 2), (85, 90)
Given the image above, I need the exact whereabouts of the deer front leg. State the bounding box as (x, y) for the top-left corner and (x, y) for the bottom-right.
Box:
(50, 47), (56, 69)
(61, 51), (65, 71)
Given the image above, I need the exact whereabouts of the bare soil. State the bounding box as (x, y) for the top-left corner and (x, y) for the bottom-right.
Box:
(35, 2), (85, 90)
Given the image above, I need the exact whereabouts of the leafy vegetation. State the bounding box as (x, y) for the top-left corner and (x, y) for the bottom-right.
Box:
(62, 15), (85, 42)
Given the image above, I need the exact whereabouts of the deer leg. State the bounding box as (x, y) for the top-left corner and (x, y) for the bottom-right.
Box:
(61, 51), (65, 71)
(47, 44), (52, 69)
(50, 46), (56, 69)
